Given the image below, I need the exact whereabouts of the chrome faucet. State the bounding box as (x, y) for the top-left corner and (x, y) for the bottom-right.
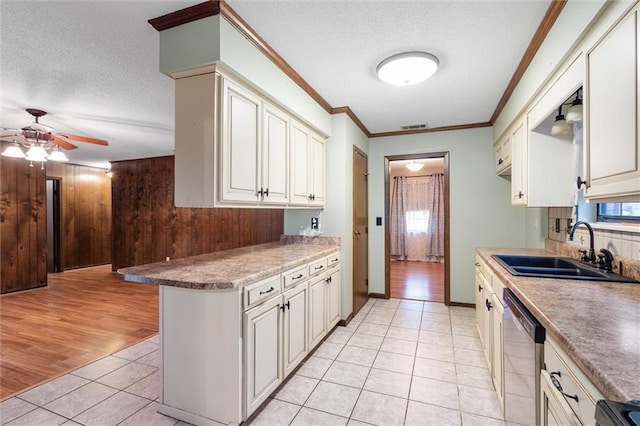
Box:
(568, 221), (596, 263)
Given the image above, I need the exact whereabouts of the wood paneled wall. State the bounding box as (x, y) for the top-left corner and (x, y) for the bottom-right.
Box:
(46, 162), (112, 270)
(0, 144), (47, 293)
(111, 156), (284, 270)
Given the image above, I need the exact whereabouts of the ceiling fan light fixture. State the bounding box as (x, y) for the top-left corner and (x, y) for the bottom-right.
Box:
(25, 145), (49, 162)
(405, 161), (424, 172)
(1, 144), (26, 158)
(377, 52), (439, 86)
(48, 149), (69, 162)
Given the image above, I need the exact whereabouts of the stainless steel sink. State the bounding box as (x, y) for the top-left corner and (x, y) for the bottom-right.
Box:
(492, 254), (638, 283)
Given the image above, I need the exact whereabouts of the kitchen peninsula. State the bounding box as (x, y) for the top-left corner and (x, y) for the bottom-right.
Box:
(118, 235), (341, 426)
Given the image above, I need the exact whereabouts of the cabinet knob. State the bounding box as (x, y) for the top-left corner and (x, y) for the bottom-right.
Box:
(576, 176), (586, 189)
(485, 298), (492, 311)
(257, 188), (264, 197)
(478, 284), (483, 292)
(264, 188), (269, 197)
(498, 158), (504, 165)
(518, 191), (524, 199)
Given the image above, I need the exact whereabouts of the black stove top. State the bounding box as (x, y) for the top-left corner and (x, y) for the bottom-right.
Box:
(596, 400), (640, 426)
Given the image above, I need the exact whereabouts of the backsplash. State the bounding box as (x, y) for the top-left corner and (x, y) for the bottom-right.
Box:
(547, 207), (640, 281)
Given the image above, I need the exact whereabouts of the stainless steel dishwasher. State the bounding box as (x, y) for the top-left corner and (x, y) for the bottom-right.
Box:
(503, 288), (546, 426)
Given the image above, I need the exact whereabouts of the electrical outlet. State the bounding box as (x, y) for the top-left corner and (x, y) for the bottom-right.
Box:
(311, 217), (319, 230)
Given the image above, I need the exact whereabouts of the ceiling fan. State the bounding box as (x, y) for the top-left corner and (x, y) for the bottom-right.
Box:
(0, 108), (108, 164)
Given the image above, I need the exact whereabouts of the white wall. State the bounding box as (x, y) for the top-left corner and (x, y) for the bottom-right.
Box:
(284, 112), (369, 319)
(368, 127), (527, 304)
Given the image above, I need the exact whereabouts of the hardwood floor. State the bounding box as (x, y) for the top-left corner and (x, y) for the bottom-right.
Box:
(0, 265), (158, 400)
(390, 260), (444, 302)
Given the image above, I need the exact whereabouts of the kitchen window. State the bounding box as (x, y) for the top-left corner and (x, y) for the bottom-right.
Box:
(597, 202), (640, 223)
(405, 210), (430, 233)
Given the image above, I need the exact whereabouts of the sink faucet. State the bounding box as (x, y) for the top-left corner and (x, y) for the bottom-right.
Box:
(568, 221), (596, 263)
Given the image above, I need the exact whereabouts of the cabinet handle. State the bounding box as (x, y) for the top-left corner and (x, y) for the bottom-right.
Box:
(478, 284), (483, 292)
(314, 265), (324, 270)
(292, 274), (303, 280)
(332, 258), (339, 262)
(518, 191), (524, 199)
(285, 300), (290, 310)
(308, 194), (315, 201)
(257, 188), (264, 197)
(326, 276), (332, 283)
(576, 176), (586, 189)
(475, 262), (480, 267)
(550, 372), (579, 402)
(485, 298), (492, 311)
(280, 303), (286, 312)
(498, 158), (504, 165)
(264, 188), (269, 197)
(259, 286), (275, 296)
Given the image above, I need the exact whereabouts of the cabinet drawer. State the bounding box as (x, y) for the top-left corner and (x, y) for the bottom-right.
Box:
(283, 265), (308, 288)
(308, 258), (327, 276)
(327, 253), (340, 269)
(544, 340), (599, 425)
(244, 275), (282, 309)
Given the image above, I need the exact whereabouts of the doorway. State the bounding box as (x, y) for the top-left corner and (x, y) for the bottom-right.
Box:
(384, 153), (450, 304)
(46, 178), (62, 273)
(353, 147), (368, 316)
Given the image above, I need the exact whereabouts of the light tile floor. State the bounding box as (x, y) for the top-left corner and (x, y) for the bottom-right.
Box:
(250, 298), (504, 426)
(0, 299), (502, 426)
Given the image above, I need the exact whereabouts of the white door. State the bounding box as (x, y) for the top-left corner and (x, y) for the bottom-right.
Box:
(491, 293), (504, 412)
(326, 268), (340, 330)
(282, 283), (309, 376)
(244, 296), (281, 417)
(475, 267), (486, 350)
(540, 370), (581, 426)
(289, 121), (311, 205)
(220, 79), (261, 203)
(510, 121), (527, 205)
(308, 275), (327, 348)
(262, 103), (289, 205)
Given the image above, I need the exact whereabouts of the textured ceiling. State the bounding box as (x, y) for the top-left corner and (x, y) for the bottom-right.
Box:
(0, 0), (550, 167)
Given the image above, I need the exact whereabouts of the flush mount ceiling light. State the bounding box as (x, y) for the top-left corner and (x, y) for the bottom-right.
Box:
(551, 105), (571, 136)
(405, 161), (424, 172)
(377, 52), (439, 86)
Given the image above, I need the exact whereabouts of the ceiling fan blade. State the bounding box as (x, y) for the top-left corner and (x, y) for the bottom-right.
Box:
(50, 136), (79, 150)
(55, 133), (108, 146)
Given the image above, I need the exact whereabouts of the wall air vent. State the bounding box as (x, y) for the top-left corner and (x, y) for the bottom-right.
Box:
(401, 123), (428, 130)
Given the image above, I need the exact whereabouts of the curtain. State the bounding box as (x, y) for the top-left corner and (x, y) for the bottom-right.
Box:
(390, 176), (407, 259)
(426, 173), (444, 259)
(392, 174), (445, 262)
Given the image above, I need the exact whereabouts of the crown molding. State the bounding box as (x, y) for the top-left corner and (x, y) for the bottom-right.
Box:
(370, 122), (492, 138)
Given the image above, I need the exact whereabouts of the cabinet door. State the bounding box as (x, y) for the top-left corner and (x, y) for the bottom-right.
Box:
(244, 296), (282, 417)
(308, 275), (327, 348)
(495, 134), (511, 174)
(481, 284), (493, 367)
(290, 121), (311, 205)
(475, 266), (486, 352)
(220, 79), (261, 204)
(540, 370), (581, 426)
(262, 103), (289, 205)
(309, 133), (325, 206)
(282, 283), (309, 376)
(326, 268), (341, 330)
(586, 9), (640, 201)
(511, 120), (527, 205)
(491, 293), (504, 413)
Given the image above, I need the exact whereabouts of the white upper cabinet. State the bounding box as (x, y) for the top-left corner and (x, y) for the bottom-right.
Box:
(220, 78), (261, 204)
(261, 102), (289, 205)
(495, 132), (512, 175)
(585, 7), (640, 202)
(289, 120), (326, 207)
(174, 69), (325, 208)
(510, 119), (527, 206)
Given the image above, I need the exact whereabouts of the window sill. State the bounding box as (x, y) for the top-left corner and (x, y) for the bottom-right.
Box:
(590, 222), (640, 234)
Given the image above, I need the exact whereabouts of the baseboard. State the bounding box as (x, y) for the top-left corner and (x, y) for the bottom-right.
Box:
(368, 292), (386, 299)
(449, 301), (475, 308)
(337, 312), (354, 327)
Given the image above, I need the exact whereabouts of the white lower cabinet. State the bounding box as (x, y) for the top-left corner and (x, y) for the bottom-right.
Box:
(244, 296), (282, 416)
(308, 274), (327, 348)
(159, 252), (340, 425)
(474, 253), (505, 415)
(540, 337), (603, 426)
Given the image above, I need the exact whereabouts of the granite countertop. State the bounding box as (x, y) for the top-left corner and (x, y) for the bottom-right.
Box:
(477, 247), (640, 402)
(118, 236), (340, 290)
